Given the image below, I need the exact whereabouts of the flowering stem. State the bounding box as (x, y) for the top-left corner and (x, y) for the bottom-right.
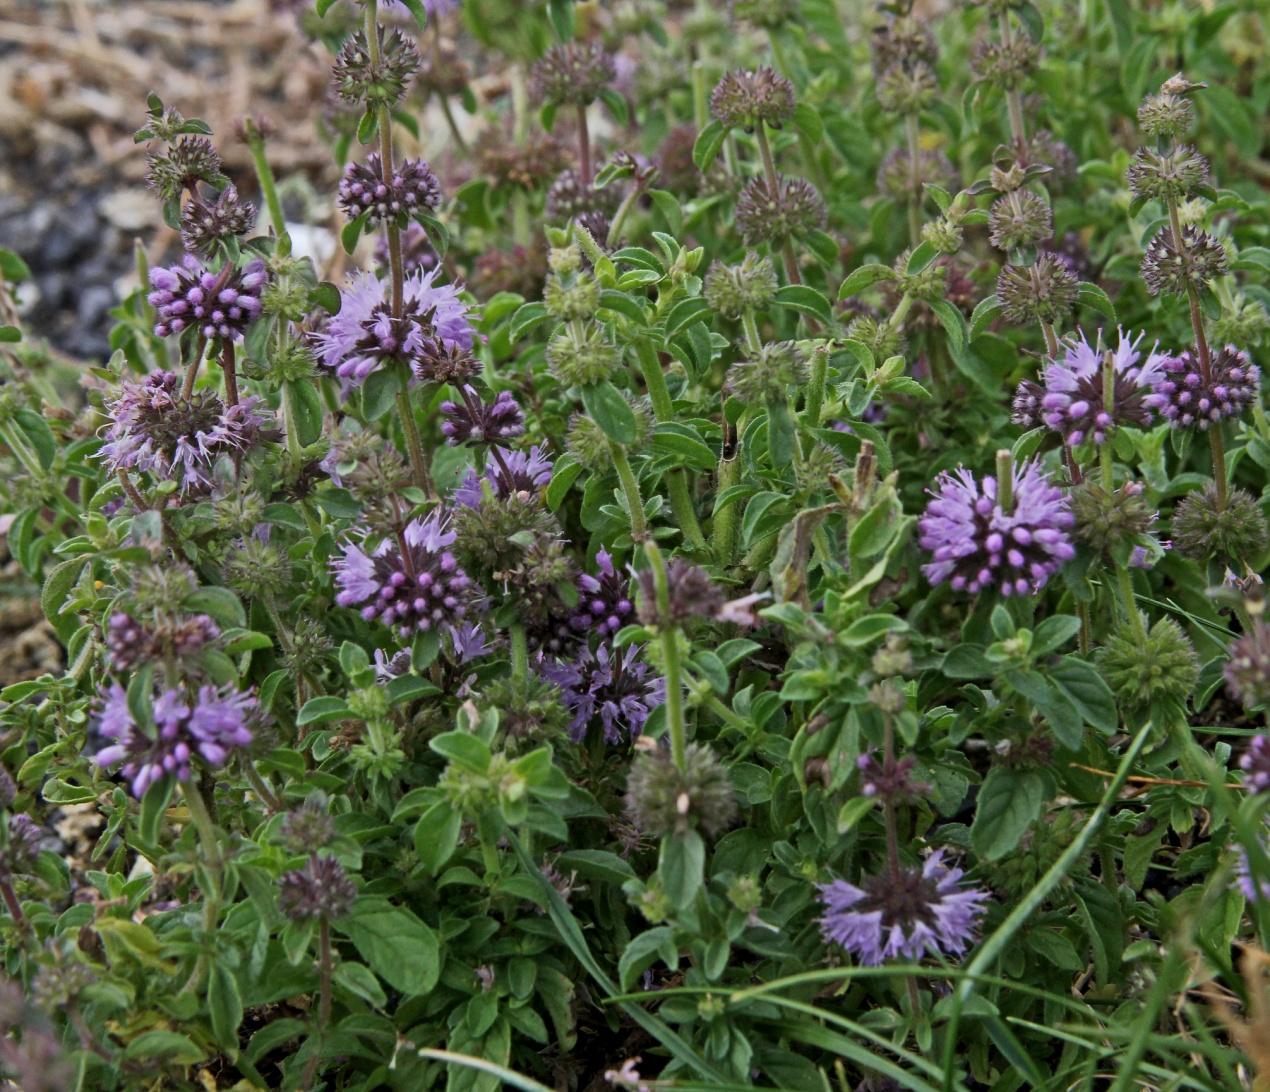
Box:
(1164, 193), (1227, 507)
(904, 113), (922, 247)
(0, 878), (29, 937)
(396, 386), (434, 497)
(300, 915), (334, 1092)
(755, 123), (802, 286)
(509, 622), (528, 684)
(740, 310), (763, 356)
(243, 759), (283, 813)
(576, 103), (592, 188)
(220, 341), (238, 408)
(714, 439), (740, 567)
(1040, 321), (1060, 359)
(180, 780), (223, 872)
(804, 342), (828, 432)
(246, 126), (286, 239)
(1115, 566), (1147, 644)
(135, 240), (169, 369)
(995, 449), (1014, 513)
(116, 469), (148, 511)
(606, 184), (642, 249)
(644, 540), (687, 771)
(997, 12), (1028, 153)
(634, 341), (706, 552)
(609, 441), (647, 541)
(437, 92), (468, 154)
(181, 335), (209, 400)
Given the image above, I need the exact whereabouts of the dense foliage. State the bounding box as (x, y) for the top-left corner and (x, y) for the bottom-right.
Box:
(1, 0), (1269, 1088)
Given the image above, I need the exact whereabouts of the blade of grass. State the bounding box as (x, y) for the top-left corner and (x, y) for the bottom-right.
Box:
(414, 1048), (555, 1091)
(938, 721), (1154, 1091)
(505, 830), (733, 1085)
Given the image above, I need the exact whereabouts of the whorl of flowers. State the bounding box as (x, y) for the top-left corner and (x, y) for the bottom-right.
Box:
(735, 175), (826, 246)
(1225, 624), (1270, 711)
(1240, 733), (1270, 792)
(98, 371), (274, 492)
(145, 136), (226, 201)
(818, 849), (989, 966)
(709, 67), (796, 130)
(1140, 226), (1228, 297)
(996, 253), (1079, 326)
(338, 153), (441, 228)
(703, 252), (778, 319)
(453, 445), (553, 508)
(726, 340), (808, 405)
(571, 548), (634, 639)
(148, 255), (267, 341)
(332, 28), (420, 107)
(1097, 616), (1198, 714)
(1036, 330), (1167, 445)
(179, 185), (255, 259)
(529, 42), (615, 107)
(279, 856), (357, 922)
(987, 190), (1052, 252)
(312, 268), (473, 387)
(332, 511), (476, 640)
(1126, 145), (1211, 202)
(919, 460), (1075, 597)
(877, 146), (956, 201)
(105, 611), (220, 672)
(1144, 345), (1259, 429)
(93, 682), (257, 798)
(439, 388), (524, 446)
(538, 642), (664, 743)
(1171, 484), (1266, 563)
(624, 742), (737, 837)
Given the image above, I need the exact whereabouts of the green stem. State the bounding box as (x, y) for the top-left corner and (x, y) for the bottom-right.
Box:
(606, 184), (641, 248)
(995, 449), (1014, 513)
(644, 540), (686, 770)
(740, 310), (763, 356)
(998, 12), (1028, 152)
(243, 760), (283, 813)
(397, 386), (434, 497)
(1116, 566), (1147, 643)
(634, 341), (706, 551)
(247, 130), (286, 238)
(181, 780), (222, 873)
(509, 623), (528, 684)
(904, 112), (922, 247)
(609, 442), (647, 541)
(804, 342), (828, 431)
(576, 103), (592, 188)
(755, 124), (802, 286)
(714, 449), (740, 566)
(437, 92), (468, 153)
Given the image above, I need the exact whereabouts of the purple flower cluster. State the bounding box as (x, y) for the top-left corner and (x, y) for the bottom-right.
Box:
(1034, 330), (1166, 445)
(98, 371), (273, 492)
(919, 460), (1075, 597)
(570, 548), (634, 639)
(338, 154), (440, 227)
(333, 512), (476, 640)
(105, 611), (220, 672)
(453, 445), (553, 509)
(313, 269), (473, 388)
(93, 683), (257, 798)
(538, 642), (664, 743)
(1143, 345), (1260, 430)
(149, 255), (267, 341)
(818, 849), (989, 965)
(1240, 734), (1270, 793)
(440, 388), (524, 446)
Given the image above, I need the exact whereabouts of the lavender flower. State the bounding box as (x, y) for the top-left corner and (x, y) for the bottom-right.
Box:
(918, 460), (1075, 597)
(571, 549), (634, 639)
(148, 255), (267, 340)
(338, 153), (441, 228)
(818, 850), (989, 965)
(1038, 330), (1167, 445)
(0, 815), (43, 875)
(538, 643), (664, 743)
(1226, 623), (1270, 709)
(332, 512), (476, 640)
(1240, 734), (1270, 793)
(1236, 839), (1270, 903)
(93, 682), (257, 798)
(453, 445), (553, 508)
(98, 371), (274, 492)
(313, 268), (473, 387)
(278, 855), (357, 921)
(440, 388), (524, 446)
(1144, 345), (1260, 429)
(106, 611), (220, 672)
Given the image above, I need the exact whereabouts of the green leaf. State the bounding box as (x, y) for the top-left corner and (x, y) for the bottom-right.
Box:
(838, 263), (895, 299)
(651, 423), (716, 471)
(208, 963), (243, 1051)
(122, 1031), (205, 1066)
(359, 366), (400, 421)
(0, 325), (20, 343)
(619, 927), (677, 991)
(790, 102), (824, 144)
(341, 211), (369, 253)
(430, 729), (491, 771)
(315, 0), (339, 15)
(971, 767), (1046, 860)
(547, 0), (574, 40)
(580, 380), (637, 445)
(138, 776), (173, 846)
(396, 0), (429, 27)
(413, 802), (461, 875)
(773, 284), (832, 325)
(840, 614), (905, 647)
(664, 297), (711, 336)
(660, 830), (705, 907)
(183, 587), (246, 628)
(1076, 282), (1116, 321)
(692, 119), (729, 172)
(41, 558), (87, 641)
(283, 380), (324, 447)
(598, 290), (648, 325)
(508, 301), (550, 343)
(333, 961), (388, 1007)
(968, 294), (1001, 340)
(1050, 656), (1118, 734)
(336, 902), (441, 996)
(296, 696), (351, 726)
(0, 247), (32, 283)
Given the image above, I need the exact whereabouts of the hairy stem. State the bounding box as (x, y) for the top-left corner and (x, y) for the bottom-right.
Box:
(644, 540), (686, 770)
(609, 441), (647, 541)
(904, 112), (922, 247)
(247, 129), (286, 238)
